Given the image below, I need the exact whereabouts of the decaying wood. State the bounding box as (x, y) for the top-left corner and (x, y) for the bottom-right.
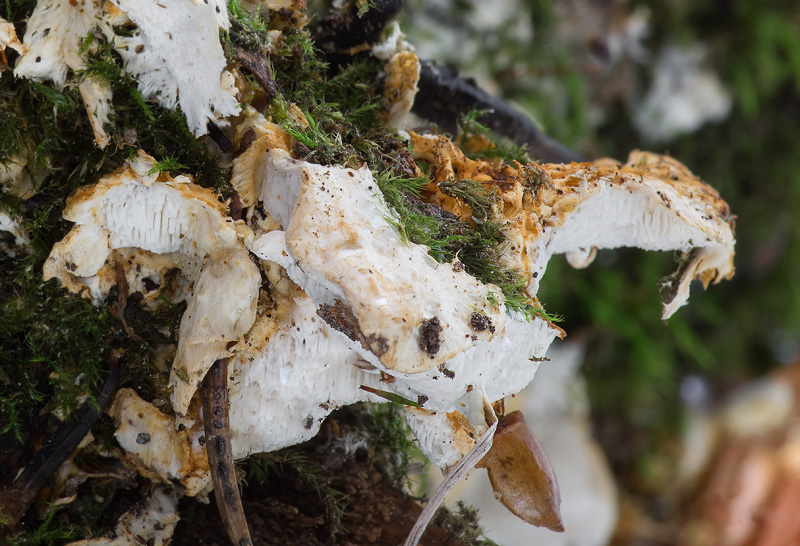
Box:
(414, 61), (583, 164)
(313, 0), (404, 55)
(202, 357), (253, 546)
(312, 0), (581, 164)
(233, 46), (278, 102)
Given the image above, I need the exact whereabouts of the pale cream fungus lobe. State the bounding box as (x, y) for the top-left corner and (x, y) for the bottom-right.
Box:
(43, 151), (260, 416)
(410, 132), (735, 319)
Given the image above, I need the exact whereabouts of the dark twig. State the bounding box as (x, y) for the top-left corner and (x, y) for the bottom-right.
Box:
(233, 46), (278, 101)
(311, 0), (581, 164)
(202, 358), (253, 546)
(110, 260), (142, 342)
(0, 351), (121, 535)
(414, 61), (583, 164)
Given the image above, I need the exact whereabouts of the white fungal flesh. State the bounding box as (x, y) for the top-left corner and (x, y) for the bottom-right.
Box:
(404, 408), (476, 468)
(14, 0), (237, 141)
(42, 141), (735, 479)
(228, 293), (383, 458)
(521, 155), (735, 319)
(235, 150), (562, 467)
(78, 79), (113, 148)
(12, 0), (116, 147)
(172, 246), (260, 407)
(0, 17), (23, 56)
(0, 210), (28, 251)
(411, 133), (734, 321)
(108, 389), (210, 496)
(251, 149), (505, 374)
(14, 0), (111, 87)
(111, 0), (239, 135)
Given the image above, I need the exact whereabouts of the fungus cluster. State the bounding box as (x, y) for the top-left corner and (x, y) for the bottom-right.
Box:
(1, 1), (735, 544)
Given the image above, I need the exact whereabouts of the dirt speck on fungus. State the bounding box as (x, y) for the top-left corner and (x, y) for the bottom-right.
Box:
(418, 317), (443, 358)
(470, 312), (495, 334)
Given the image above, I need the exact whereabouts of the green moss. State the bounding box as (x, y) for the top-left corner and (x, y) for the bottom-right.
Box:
(357, 402), (422, 491)
(8, 507), (78, 546)
(227, 0), (270, 34)
(458, 109), (532, 164)
(376, 170), (559, 321)
(0, 16), (230, 444)
(439, 179), (499, 222)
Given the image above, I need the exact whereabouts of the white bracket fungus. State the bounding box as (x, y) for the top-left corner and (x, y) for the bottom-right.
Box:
(14, 0), (110, 88)
(411, 133), (735, 319)
(251, 149), (506, 375)
(40, 133), (734, 541)
(228, 291), (383, 458)
(108, 389), (210, 496)
(14, 0), (239, 146)
(0, 210), (28, 253)
(0, 16), (23, 58)
(228, 132), (733, 482)
(111, 0), (240, 136)
(43, 151), (260, 416)
(13, 0), (114, 147)
(234, 148), (560, 470)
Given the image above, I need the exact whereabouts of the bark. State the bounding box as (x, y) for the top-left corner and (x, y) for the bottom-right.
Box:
(414, 61), (583, 164)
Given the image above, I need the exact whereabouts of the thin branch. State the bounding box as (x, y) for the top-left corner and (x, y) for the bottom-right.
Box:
(202, 358), (253, 546)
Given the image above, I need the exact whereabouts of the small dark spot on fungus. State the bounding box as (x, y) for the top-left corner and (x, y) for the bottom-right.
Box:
(470, 312), (495, 334)
(367, 334), (390, 356)
(417, 395), (428, 406)
(419, 317), (443, 358)
(136, 432), (151, 445)
(303, 416), (313, 429)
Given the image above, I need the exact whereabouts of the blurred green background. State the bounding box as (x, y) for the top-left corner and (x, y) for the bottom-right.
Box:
(402, 0), (800, 496)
